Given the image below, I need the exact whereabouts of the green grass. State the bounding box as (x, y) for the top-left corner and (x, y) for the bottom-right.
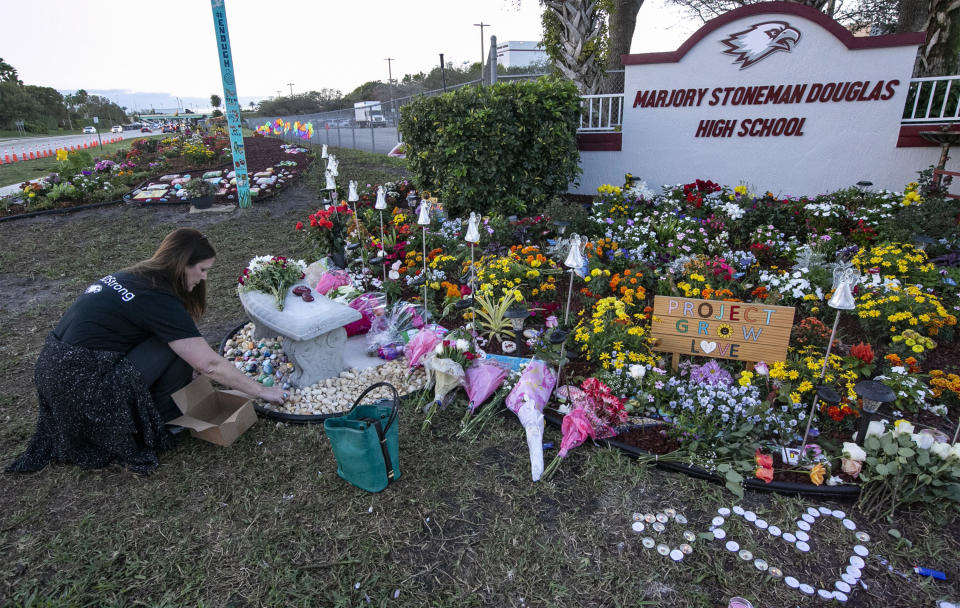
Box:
(0, 144), (957, 607)
(0, 135), (165, 188)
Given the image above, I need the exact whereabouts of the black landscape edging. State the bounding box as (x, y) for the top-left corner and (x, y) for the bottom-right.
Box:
(543, 410), (860, 500)
(0, 198), (125, 223)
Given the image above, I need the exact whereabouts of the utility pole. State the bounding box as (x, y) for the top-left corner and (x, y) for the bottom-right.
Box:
(439, 53), (447, 92)
(474, 22), (490, 85)
(385, 57), (395, 124)
(287, 83), (295, 96)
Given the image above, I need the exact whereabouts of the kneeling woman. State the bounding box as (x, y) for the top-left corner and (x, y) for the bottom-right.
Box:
(8, 228), (284, 474)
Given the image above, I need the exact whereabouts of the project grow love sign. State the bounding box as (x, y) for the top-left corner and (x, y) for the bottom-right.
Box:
(651, 295), (795, 364)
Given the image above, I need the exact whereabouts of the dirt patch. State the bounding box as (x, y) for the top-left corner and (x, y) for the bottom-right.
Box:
(0, 274), (70, 316)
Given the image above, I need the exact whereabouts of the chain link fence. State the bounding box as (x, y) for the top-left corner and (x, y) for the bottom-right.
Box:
(246, 70), (626, 153)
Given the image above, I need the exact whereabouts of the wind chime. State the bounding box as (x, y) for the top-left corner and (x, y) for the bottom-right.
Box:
(554, 234), (586, 386)
(417, 198), (432, 321)
(797, 263), (860, 455)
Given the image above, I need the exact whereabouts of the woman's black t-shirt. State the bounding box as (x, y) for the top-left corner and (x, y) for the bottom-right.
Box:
(54, 271), (201, 353)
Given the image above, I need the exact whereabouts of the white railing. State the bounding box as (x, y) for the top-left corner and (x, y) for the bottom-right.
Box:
(902, 76), (960, 123)
(579, 94), (623, 132)
(580, 76), (960, 130)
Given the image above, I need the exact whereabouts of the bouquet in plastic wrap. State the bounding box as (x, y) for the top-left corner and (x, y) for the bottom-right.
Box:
(405, 327), (443, 368)
(366, 301), (427, 359)
(460, 362), (508, 426)
(505, 360), (557, 481)
(421, 331), (477, 431)
(457, 363), (516, 440)
(542, 378), (627, 479)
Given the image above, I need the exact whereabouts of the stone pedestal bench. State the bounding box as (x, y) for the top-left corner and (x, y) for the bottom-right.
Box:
(238, 283), (361, 387)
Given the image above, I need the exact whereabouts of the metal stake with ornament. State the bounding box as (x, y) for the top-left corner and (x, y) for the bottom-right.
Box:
(798, 264), (861, 457)
(464, 211), (481, 302)
(375, 186), (388, 288)
(347, 180), (368, 268)
(417, 199), (432, 321)
(554, 234), (587, 387)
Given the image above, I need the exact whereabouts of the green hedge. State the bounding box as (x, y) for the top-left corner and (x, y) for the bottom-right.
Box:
(399, 76), (582, 217)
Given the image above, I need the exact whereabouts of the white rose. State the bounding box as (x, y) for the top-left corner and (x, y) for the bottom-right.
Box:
(628, 364), (645, 380)
(456, 339), (470, 352)
(951, 444), (960, 461)
(865, 420), (887, 439)
(912, 432), (935, 451)
(930, 441), (952, 460)
(434, 344), (444, 355)
(842, 442), (866, 462)
(893, 420), (914, 436)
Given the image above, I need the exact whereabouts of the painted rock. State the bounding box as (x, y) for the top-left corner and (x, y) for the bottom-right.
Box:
(262, 377), (275, 387)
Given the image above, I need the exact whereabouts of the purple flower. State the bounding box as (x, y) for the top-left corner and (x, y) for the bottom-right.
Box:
(81, 170), (92, 176)
(690, 360), (733, 386)
(626, 219), (634, 226)
(606, 218), (614, 224)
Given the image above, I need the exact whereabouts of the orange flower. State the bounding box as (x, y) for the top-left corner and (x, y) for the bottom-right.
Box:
(754, 448), (774, 483)
(885, 353), (902, 366)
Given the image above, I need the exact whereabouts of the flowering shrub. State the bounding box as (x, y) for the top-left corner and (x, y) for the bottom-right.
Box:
(852, 243), (936, 286)
(856, 284), (957, 342)
(474, 245), (559, 303)
(296, 204), (353, 259)
(572, 297), (655, 371)
(856, 419), (960, 520)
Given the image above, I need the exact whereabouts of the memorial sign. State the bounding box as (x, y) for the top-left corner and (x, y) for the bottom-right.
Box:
(651, 295), (795, 367)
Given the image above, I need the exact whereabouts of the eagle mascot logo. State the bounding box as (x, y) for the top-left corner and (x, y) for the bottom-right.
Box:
(721, 21), (801, 70)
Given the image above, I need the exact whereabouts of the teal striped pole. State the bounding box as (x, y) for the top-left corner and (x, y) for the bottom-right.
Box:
(210, 0), (251, 208)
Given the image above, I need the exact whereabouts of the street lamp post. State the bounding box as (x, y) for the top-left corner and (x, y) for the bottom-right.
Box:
(473, 22), (490, 84)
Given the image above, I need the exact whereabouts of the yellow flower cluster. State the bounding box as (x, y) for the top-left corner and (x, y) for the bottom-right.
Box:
(857, 285), (957, 337)
(769, 346), (858, 400)
(891, 329), (936, 354)
(475, 245), (558, 303)
(852, 243), (934, 284)
(901, 182), (923, 206)
(573, 297), (655, 370)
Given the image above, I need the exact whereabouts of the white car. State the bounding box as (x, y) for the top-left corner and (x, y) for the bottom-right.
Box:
(82, 126), (96, 134)
(110, 125), (122, 133)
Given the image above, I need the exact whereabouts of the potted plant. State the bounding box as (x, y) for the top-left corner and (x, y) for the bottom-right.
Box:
(184, 177), (218, 209)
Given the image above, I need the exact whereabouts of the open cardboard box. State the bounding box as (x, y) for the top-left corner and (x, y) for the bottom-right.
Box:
(169, 377), (257, 446)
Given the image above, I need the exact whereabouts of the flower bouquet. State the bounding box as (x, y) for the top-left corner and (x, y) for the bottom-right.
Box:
(460, 362), (509, 427)
(238, 255), (307, 311)
(421, 332), (477, 431)
(505, 360), (557, 481)
(296, 203), (354, 265)
(543, 378), (626, 479)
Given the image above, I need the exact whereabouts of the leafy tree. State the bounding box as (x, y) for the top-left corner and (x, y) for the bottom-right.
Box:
(0, 57), (21, 84)
(210, 94), (222, 109)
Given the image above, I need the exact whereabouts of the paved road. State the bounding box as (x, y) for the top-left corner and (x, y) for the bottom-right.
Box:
(0, 129), (151, 161)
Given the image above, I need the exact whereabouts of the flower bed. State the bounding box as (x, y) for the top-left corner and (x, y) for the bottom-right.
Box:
(277, 161), (959, 509)
(0, 134), (312, 218)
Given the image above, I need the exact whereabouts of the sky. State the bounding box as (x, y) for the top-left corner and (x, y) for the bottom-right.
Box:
(1, 0), (698, 112)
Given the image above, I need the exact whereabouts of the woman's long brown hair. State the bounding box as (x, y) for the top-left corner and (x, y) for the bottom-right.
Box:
(125, 228), (216, 320)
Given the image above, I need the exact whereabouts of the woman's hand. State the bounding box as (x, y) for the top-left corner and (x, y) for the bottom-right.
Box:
(259, 386), (286, 404)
